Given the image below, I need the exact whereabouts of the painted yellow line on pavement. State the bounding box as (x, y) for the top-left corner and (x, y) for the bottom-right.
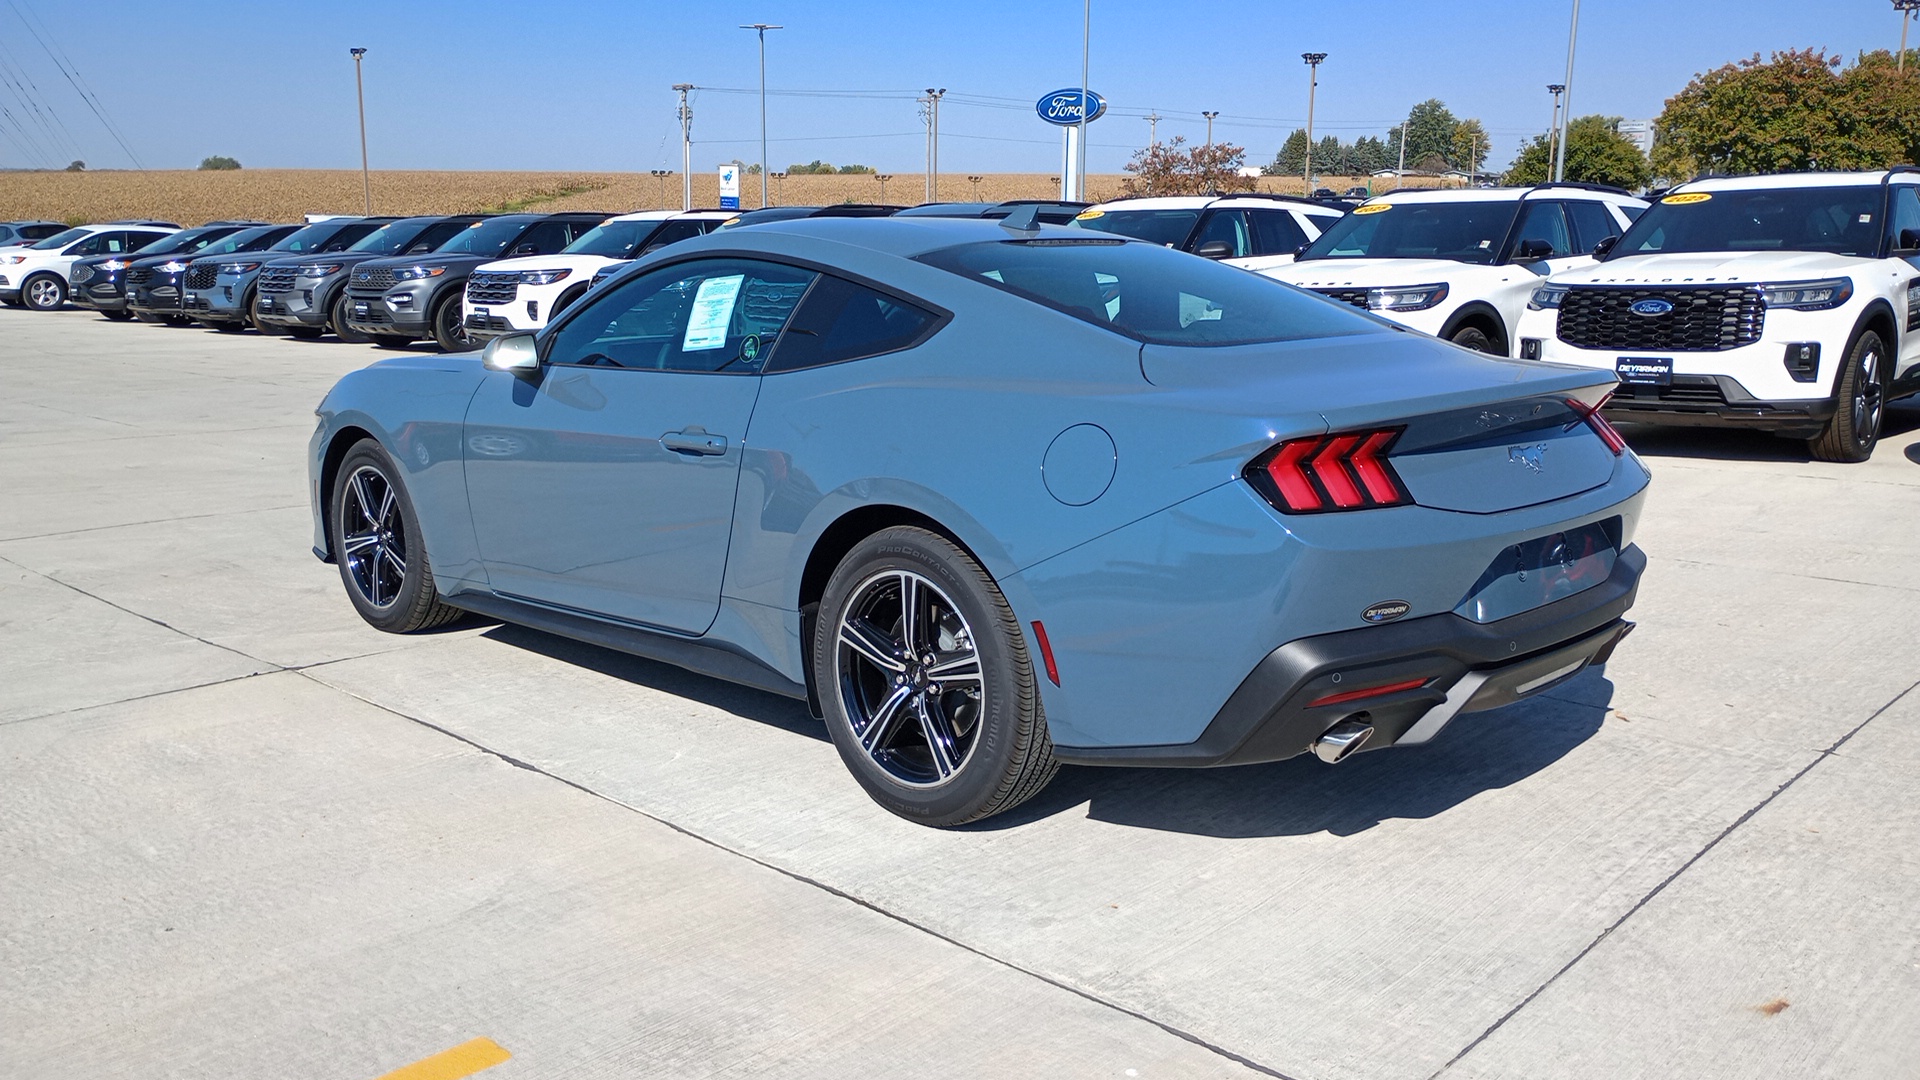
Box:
(374, 1037), (511, 1080)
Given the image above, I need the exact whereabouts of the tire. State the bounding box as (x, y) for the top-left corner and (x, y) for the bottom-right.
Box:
(132, 310), (163, 324)
(251, 294), (289, 336)
(100, 309), (133, 321)
(210, 318), (247, 333)
(22, 273), (66, 311)
(1449, 324), (1497, 354)
(1808, 329), (1886, 463)
(288, 326), (325, 339)
(371, 333), (414, 349)
(431, 292), (479, 352)
(813, 526), (1058, 826)
(328, 439), (464, 634)
(331, 291), (370, 344)
(551, 285), (588, 320)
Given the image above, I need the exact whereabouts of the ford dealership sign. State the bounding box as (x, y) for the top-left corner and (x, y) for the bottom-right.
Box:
(1036, 88), (1107, 126)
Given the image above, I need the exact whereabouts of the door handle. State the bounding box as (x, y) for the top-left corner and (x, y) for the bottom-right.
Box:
(662, 429), (728, 456)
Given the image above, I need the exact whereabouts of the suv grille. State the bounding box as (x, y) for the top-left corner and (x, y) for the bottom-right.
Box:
(126, 267), (154, 287)
(1309, 286), (1371, 309)
(186, 264), (218, 290)
(71, 263), (94, 284)
(466, 272), (519, 305)
(258, 266), (298, 294)
(352, 266), (396, 290)
(1557, 287), (1765, 353)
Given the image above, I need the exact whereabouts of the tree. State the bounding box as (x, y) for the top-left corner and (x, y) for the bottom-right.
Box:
(746, 163), (762, 175)
(198, 155), (241, 171)
(1123, 136), (1256, 196)
(1265, 128), (1309, 175)
(1505, 115), (1652, 190)
(65, 160), (84, 172)
(1351, 135), (1390, 174)
(1653, 48), (1920, 181)
(1314, 135), (1343, 175)
(1386, 99), (1459, 171)
(1451, 120), (1491, 175)
(835, 163), (876, 174)
(787, 160), (836, 175)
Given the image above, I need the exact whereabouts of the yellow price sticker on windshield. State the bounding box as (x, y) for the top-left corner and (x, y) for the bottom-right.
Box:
(1662, 192), (1712, 205)
(1353, 203), (1392, 215)
(1075, 210), (1105, 220)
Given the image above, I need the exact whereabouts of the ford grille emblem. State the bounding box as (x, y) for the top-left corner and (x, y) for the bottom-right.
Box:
(1629, 297), (1674, 316)
(1510, 443), (1548, 473)
(1363, 600), (1411, 624)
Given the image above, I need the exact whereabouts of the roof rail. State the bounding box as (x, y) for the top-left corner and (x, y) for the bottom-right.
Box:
(1208, 191), (1349, 209)
(1533, 180), (1632, 196)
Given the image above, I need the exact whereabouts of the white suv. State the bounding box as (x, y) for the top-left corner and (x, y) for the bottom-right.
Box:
(462, 210), (730, 340)
(1066, 194), (1345, 271)
(0, 221), (178, 310)
(1263, 185), (1647, 353)
(1516, 170), (1920, 462)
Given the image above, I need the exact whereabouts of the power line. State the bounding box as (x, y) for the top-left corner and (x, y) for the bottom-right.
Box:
(0, 37), (81, 161)
(6, 1), (143, 167)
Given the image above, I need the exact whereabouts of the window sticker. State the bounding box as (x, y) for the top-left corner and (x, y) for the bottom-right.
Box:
(683, 274), (745, 351)
(1353, 203), (1392, 215)
(1661, 192), (1711, 205)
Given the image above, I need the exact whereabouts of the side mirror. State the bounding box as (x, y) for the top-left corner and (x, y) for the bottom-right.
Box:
(1592, 235), (1618, 258)
(1194, 240), (1234, 260)
(1515, 238), (1555, 262)
(512, 243), (540, 256)
(482, 332), (541, 375)
(1900, 228), (1920, 250)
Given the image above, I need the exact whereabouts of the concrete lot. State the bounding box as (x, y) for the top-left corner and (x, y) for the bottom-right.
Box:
(2, 306), (1916, 1080)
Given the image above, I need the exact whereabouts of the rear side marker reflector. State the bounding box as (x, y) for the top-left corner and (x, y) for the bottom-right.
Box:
(1246, 427), (1411, 514)
(1309, 676), (1431, 709)
(1030, 621), (1060, 686)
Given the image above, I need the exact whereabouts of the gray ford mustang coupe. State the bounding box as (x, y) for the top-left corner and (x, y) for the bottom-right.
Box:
(310, 214), (1649, 826)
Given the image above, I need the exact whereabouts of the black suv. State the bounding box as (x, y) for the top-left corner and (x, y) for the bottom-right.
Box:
(256, 215), (484, 340)
(341, 213), (606, 350)
(70, 222), (262, 320)
(128, 224), (297, 323)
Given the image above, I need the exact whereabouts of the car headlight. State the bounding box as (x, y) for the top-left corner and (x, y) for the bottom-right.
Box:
(159, 260), (188, 273)
(1758, 278), (1852, 310)
(1367, 283), (1450, 312)
(391, 265), (446, 281)
(297, 264), (343, 278)
(1529, 283), (1571, 310)
(217, 262), (262, 274)
(517, 268), (572, 286)
(100, 259), (127, 272)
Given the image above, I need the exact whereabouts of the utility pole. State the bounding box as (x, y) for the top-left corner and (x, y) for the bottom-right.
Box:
(1546, 84), (1565, 173)
(1554, 0), (1581, 182)
(349, 48), (370, 214)
(1302, 52), (1326, 192)
(1145, 111), (1160, 148)
(1202, 110), (1218, 146)
(1899, 0), (1920, 71)
(674, 84), (694, 210)
(1396, 104), (1409, 178)
(920, 87), (946, 202)
(740, 24), (782, 208)
(1077, 0), (1091, 201)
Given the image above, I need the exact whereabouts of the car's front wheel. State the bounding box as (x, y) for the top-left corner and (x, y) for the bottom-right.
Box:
(22, 273), (66, 311)
(432, 293), (479, 352)
(329, 439), (464, 633)
(1809, 329), (1885, 463)
(251, 294), (289, 336)
(813, 526), (1058, 826)
(1449, 324), (1498, 354)
(331, 292), (370, 344)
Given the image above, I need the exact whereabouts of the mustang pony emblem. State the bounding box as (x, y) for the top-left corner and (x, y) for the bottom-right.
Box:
(1509, 443), (1549, 473)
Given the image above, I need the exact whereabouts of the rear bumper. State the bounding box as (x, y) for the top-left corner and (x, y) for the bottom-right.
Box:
(1054, 544), (1644, 767)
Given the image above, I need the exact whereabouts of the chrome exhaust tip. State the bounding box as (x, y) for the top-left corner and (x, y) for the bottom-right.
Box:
(1312, 718), (1375, 764)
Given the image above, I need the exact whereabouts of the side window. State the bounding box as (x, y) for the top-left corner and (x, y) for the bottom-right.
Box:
(1191, 210), (1253, 258)
(1511, 202), (1573, 259)
(562, 219), (601, 245)
(1248, 210), (1310, 256)
(1566, 201), (1623, 254)
(129, 231), (168, 250)
(1889, 187), (1920, 251)
(509, 221), (572, 256)
(65, 234), (103, 256)
(767, 275), (941, 373)
(639, 219), (708, 253)
(548, 258), (816, 373)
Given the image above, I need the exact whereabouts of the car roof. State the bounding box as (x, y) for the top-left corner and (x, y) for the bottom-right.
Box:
(3, 219), (61, 227)
(1673, 170), (1915, 192)
(1360, 183), (1644, 205)
(1088, 193), (1348, 215)
(734, 215), (1108, 259)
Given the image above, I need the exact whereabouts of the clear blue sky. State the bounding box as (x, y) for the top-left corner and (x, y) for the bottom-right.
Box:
(0, 1), (1909, 176)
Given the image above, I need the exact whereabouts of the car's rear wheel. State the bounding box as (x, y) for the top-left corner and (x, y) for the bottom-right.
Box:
(813, 526), (1058, 826)
(1809, 329), (1884, 463)
(432, 293), (479, 352)
(1449, 324), (1497, 354)
(22, 273), (66, 311)
(331, 292), (370, 343)
(329, 440), (464, 633)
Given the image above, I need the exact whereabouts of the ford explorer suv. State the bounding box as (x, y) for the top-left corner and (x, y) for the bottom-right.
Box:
(1, 222), (179, 310)
(1516, 170), (1920, 462)
(340, 213), (606, 351)
(1067, 193), (1347, 271)
(128, 224), (298, 323)
(0, 221), (63, 247)
(256, 215), (485, 340)
(70, 222), (263, 320)
(1264, 184), (1647, 354)
(184, 216), (391, 332)
(463, 209), (730, 341)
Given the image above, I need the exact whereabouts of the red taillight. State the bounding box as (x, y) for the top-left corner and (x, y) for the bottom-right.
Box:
(1247, 428), (1410, 514)
(1567, 395), (1627, 455)
(1308, 676), (1431, 708)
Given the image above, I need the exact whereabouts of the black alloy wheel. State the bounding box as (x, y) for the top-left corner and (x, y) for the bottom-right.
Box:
(1810, 330), (1885, 463)
(1449, 325), (1497, 354)
(432, 293), (479, 352)
(329, 440), (463, 633)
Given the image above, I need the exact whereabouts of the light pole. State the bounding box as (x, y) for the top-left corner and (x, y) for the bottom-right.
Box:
(349, 48), (370, 214)
(1077, 0), (1091, 201)
(875, 173), (892, 202)
(968, 175), (983, 199)
(924, 87), (946, 202)
(674, 83), (694, 211)
(1545, 84), (1565, 173)
(650, 169), (670, 208)
(1899, 0), (1920, 71)
(740, 24), (782, 208)
(771, 171), (787, 203)
(1202, 110), (1218, 146)
(1553, 0), (1581, 182)
(1301, 52), (1326, 192)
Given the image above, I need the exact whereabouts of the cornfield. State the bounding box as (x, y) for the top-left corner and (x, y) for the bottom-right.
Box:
(0, 168), (1454, 226)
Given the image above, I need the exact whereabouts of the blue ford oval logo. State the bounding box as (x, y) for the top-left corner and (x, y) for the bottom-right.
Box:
(1629, 298), (1674, 316)
(1035, 88), (1108, 127)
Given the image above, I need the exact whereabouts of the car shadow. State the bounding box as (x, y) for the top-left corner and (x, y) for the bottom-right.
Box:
(971, 673), (1613, 838)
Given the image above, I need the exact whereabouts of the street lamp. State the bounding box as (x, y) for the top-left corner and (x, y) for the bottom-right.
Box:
(1898, 0), (1920, 71)
(771, 171), (787, 203)
(968, 174), (983, 199)
(739, 23), (782, 208)
(1301, 53), (1326, 192)
(650, 169), (671, 208)
(1553, 0), (1581, 182)
(1202, 110), (1218, 146)
(875, 173), (892, 202)
(349, 48), (370, 214)
(1546, 84), (1565, 174)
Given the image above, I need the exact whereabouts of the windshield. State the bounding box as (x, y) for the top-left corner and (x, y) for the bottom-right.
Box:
(1067, 209), (1201, 247)
(431, 217), (530, 256)
(563, 219), (661, 258)
(1611, 186), (1884, 257)
(30, 227), (90, 250)
(198, 226), (284, 256)
(918, 238), (1379, 347)
(272, 221), (354, 253)
(132, 226), (233, 257)
(1298, 199), (1520, 264)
